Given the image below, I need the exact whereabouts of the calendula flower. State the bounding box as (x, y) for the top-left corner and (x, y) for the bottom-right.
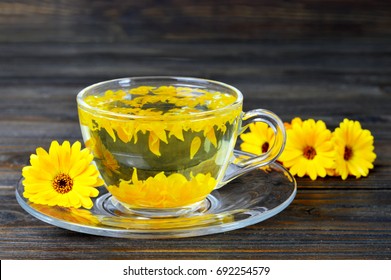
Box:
(279, 119), (335, 180)
(107, 168), (217, 208)
(240, 122), (275, 155)
(240, 116), (377, 181)
(22, 141), (103, 209)
(333, 119), (376, 179)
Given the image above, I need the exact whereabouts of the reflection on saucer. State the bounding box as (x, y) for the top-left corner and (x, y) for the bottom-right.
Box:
(29, 203), (100, 226)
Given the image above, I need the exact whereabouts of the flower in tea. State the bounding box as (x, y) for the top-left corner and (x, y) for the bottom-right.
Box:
(107, 168), (217, 208)
(279, 119), (335, 180)
(85, 137), (120, 176)
(79, 85), (241, 157)
(22, 141), (103, 209)
(240, 122), (275, 155)
(333, 119), (376, 179)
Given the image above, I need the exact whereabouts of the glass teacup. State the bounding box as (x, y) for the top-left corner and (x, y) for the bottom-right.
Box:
(77, 77), (285, 217)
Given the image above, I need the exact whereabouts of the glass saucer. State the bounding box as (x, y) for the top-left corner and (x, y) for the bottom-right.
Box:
(16, 162), (296, 239)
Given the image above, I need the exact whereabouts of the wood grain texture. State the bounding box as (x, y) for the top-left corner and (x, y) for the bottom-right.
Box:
(0, 0), (390, 259)
(0, 0), (391, 43)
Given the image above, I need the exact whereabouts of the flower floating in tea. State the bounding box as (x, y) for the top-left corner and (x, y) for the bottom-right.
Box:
(78, 85), (240, 157)
(333, 119), (376, 179)
(107, 168), (217, 208)
(22, 141), (103, 209)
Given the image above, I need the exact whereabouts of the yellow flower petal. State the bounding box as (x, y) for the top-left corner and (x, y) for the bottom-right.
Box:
(148, 132), (161, 157)
(190, 136), (202, 159)
(240, 133), (263, 147)
(168, 124), (185, 141)
(204, 127), (217, 147)
(240, 142), (262, 156)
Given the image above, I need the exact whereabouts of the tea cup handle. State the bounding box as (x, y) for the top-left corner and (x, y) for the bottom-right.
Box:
(221, 109), (286, 185)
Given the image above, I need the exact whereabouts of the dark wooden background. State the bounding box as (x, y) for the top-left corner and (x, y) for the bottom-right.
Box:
(1, 0), (390, 259)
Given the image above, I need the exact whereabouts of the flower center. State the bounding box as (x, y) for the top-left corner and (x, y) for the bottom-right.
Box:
(344, 146), (353, 161)
(303, 146), (317, 160)
(52, 173), (73, 194)
(262, 142), (269, 153)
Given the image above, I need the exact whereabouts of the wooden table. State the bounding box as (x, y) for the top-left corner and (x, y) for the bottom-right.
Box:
(1, 0), (390, 259)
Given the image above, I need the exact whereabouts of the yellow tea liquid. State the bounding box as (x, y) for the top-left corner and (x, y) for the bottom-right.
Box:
(78, 86), (242, 209)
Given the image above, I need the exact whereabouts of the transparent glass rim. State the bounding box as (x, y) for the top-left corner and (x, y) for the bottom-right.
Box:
(76, 76), (244, 120)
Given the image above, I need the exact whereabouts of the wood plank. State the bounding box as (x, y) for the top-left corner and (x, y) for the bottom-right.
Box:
(1, 187), (390, 259)
(0, 1), (390, 43)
